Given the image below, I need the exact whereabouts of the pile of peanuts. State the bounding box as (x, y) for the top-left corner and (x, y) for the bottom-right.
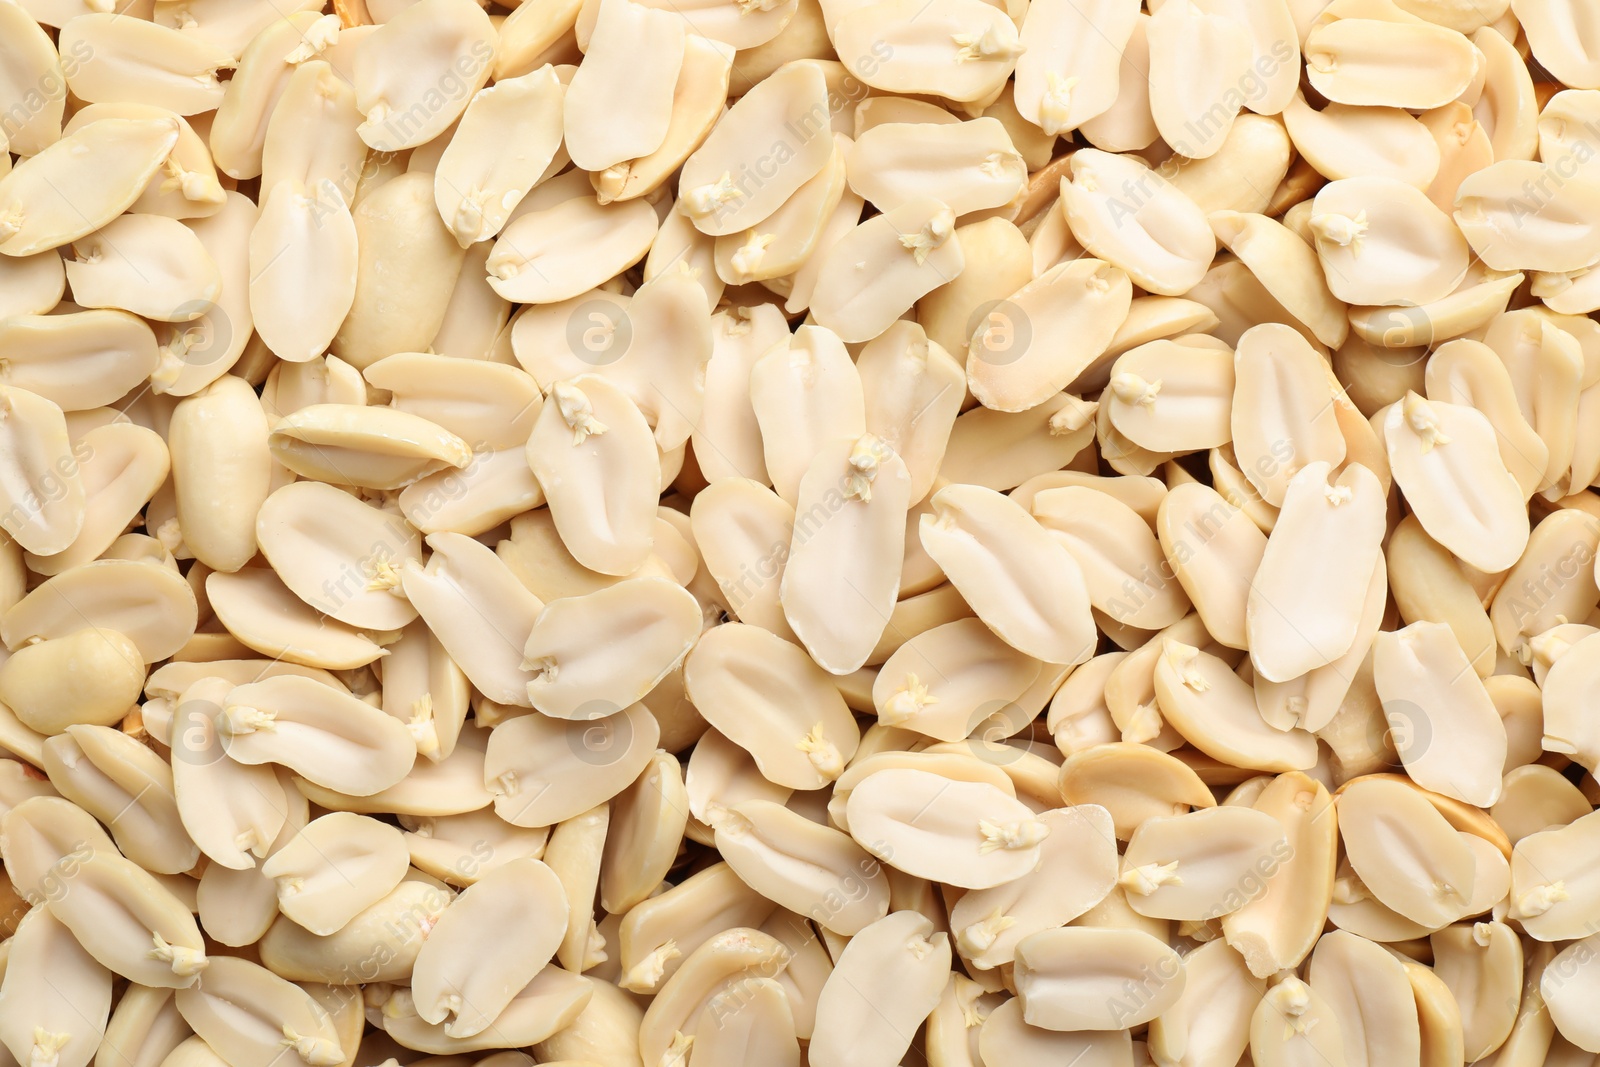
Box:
(3, 0), (1600, 1064)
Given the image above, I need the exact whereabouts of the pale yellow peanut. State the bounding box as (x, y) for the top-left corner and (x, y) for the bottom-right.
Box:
(967, 258), (1131, 413)
(259, 812), (408, 936)
(0, 628), (145, 735)
(58, 15), (231, 116)
(678, 61), (833, 237)
(1284, 94), (1440, 190)
(1210, 211), (1349, 349)
(5, 559), (196, 663)
(0, 794), (116, 904)
(96, 985), (189, 1067)
(167, 678), (292, 870)
(1013, 0), (1137, 134)
(845, 766), (1047, 889)
(258, 61), (366, 214)
(0, 385), (85, 557)
(1455, 160), (1600, 273)
(1157, 482), (1265, 652)
(395, 445), (543, 538)
(1514, 0), (1600, 93)
(254, 481), (419, 630)
(1248, 974), (1346, 1067)
(210, 13), (334, 180)
(64, 107), (224, 221)
(1118, 805), (1287, 922)
(1046, 652), (1125, 756)
(871, 617), (1040, 741)
(40, 724), (192, 874)
(1385, 392), (1529, 572)
(713, 798), (889, 935)
(351, 0), (493, 151)
(596, 37), (734, 208)
(410, 856), (569, 1037)
(260, 356), (365, 422)
(196, 809), (302, 950)
(566, 0), (678, 173)
(40, 847), (207, 987)
(1484, 508), (1600, 662)
(636, 926), (793, 1067)
(688, 477), (796, 641)
(0, 5), (64, 157)
(809, 910), (951, 1067)
(691, 306), (786, 484)
(0, 251), (65, 323)
(920, 483), (1096, 665)
(27, 424), (168, 577)
(683, 621), (858, 790)
(0, 117), (180, 258)
(1034, 485), (1192, 631)
(1080, 12), (1158, 152)
(0, 907), (112, 1067)
(173, 955), (343, 1067)
(1338, 777), (1476, 928)
(219, 675), (417, 796)
(597, 749), (686, 916)
(1154, 640), (1319, 772)
(1145, 939), (1259, 1067)
(483, 699), (657, 826)
(832, 0), (1019, 103)
(522, 576), (699, 716)
(1230, 323), (1346, 507)
(525, 375), (660, 577)
(811, 196), (967, 344)
(1307, 928), (1422, 1067)
(257, 873), (452, 984)
(690, 977), (799, 1067)
(780, 434), (911, 674)
(1424, 337), (1549, 499)
(1543, 934), (1600, 1056)
(845, 118), (1024, 218)
(936, 392), (1097, 493)
(1222, 772), (1337, 978)
(1372, 622), (1507, 807)
(1247, 461), (1385, 682)
(950, 804), (1118, 969)
(380, 968), (593, 1053)
(685, 726), (793, 833)
(615, 862), (776, 994)
(1013, 926), (1185, 1030)
(65, 214), (220, 323)
(249, 181), (358, 364)
(168, 376), (271, 573)
(1063, 150), (1215, 297)
(268, 404), (471, 491)
(1105, 337), (1235, 455)
(1387, 515), (1497, 678)
(204, 567), (387, 671)
(1433, 921), (1523, 1061)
